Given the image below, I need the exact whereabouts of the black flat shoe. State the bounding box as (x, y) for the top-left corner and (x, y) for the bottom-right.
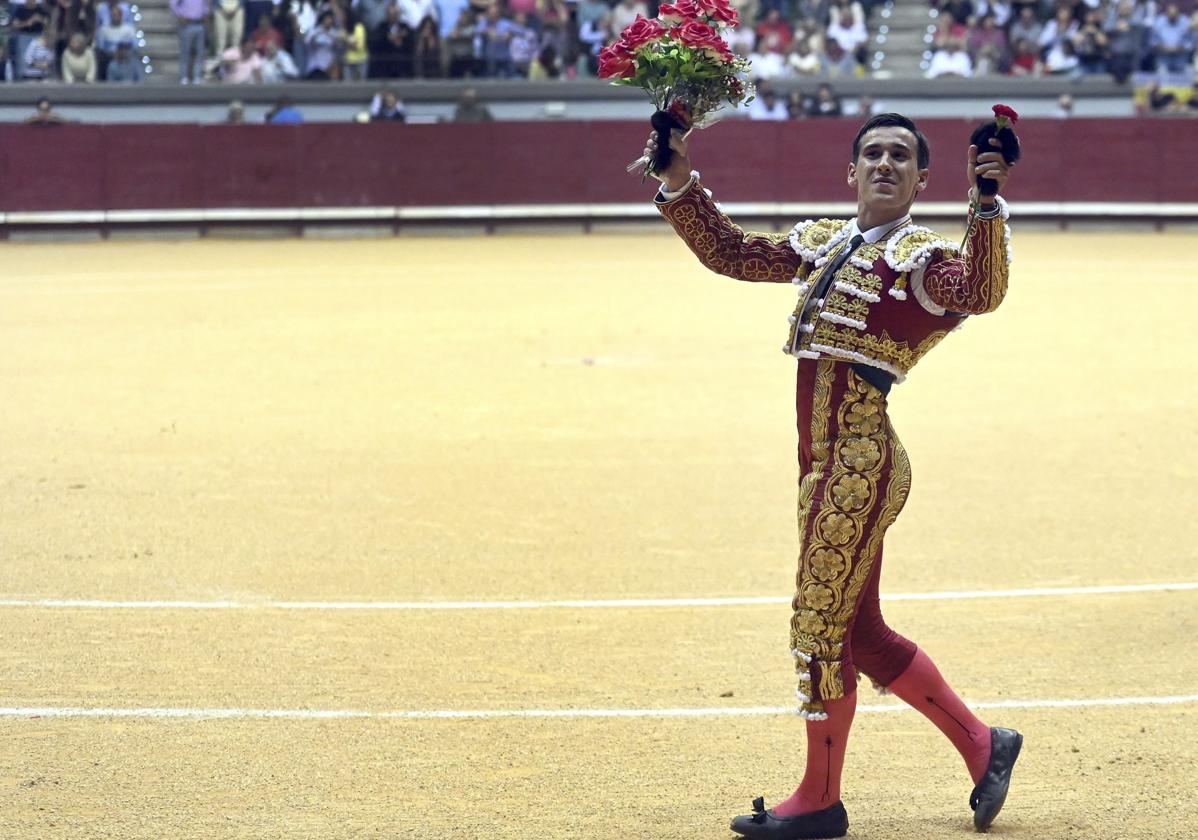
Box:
(729, 797), (848, 839)
(970, 726), (1023, 832)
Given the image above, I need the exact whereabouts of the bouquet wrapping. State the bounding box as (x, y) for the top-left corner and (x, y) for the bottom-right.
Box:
(597, 0), (753, 177)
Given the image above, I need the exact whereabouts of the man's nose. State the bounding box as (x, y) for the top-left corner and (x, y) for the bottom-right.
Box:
(877, 157), (893, 173)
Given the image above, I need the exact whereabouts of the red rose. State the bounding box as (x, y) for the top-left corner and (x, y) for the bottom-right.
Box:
(992, 104), (1019, 123)
(676, 19), (722, 49)
(657, 0), (704, 23)
(695, 0), (739, 25)
(621, 14), (666, 49)
(597, 41), (636, 79)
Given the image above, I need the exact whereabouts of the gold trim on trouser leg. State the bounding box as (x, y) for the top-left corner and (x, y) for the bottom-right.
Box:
(790, 367), (911, 719)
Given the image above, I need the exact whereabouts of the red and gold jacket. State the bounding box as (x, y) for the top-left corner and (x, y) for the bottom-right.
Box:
(656, 174), (1012, 383)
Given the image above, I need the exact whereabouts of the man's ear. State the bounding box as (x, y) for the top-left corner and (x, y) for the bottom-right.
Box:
(915, 167), (929, 192)
(847, 162), (857, 188)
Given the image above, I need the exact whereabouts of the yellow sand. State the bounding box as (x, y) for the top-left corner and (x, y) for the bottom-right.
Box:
(1, 231), (1196, 838)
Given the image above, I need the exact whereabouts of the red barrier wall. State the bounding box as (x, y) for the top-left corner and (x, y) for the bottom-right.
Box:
(0, 118), (1186, 212)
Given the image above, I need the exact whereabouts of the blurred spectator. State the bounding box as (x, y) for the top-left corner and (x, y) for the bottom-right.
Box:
(94, 0), (129, 29)
(170, 0), (209, 83)
(10, 0), (51, 81)
(304, 10), (343, 79)
(927, 36), (972, 76)
(939, 0), (973, 27)
(533, 18), (568, 79)
(725, 22), (756, 57)
(787, 36), (821, 75)
(508, 10), (537, 76)
(1043, 34), (1079, 74)
(754, 9), (792, 50)
(1007, 37), (1041, 75)
(973, 0), (1010, 28)
(809, 82), (842, 116)
(1007, 5), (1041, 48)
(748, 80), (788, 119)
(267, 95), (304, 122)
(22, 32), (54, 77)
(825, 3), (866, 75)
(1104, 2), (1140, 84)
(1145, 80), (1177, 111)
(610, 0), (647, 34)
(748, 31), (788, 78)
(438, 0), (470, 38)
(259, 38), (299, 80)
(226, 99), (245, 122)
(273, 0), (307, 67)
(221, 40), (262, 81)
(1038, 7), (1077, 56)
(368, 3), (408, 77)
(577, 11), (611, 75)
(453, 86), (493, 121)
(399, 0), (439, 76)
(855, 93), (876, 116)
(476, 2), (515, 77)
(214, 0), (245, 54)
(1055, 92), (1074, 117)
(967, 14), (1008, 75)
(1150, 3), (1193, 75)
(49, 0), (97, 72)
(445, 8), (480, 77)
(342, 9), (367, 79)
(787, 86), (812, 118)
(575, 0), (607, 30)
(250, 13), (284, 51)
(24, 95), (67, 123)
(95, 1), (134, 74)
(1073, 9), (1109, 75)
(1187, 82), (1198, 112)
(60, 31), (96, 80)
(369, 89), (406, 120)
(105, 40), (142, 80)
(357, 0), (392, 32)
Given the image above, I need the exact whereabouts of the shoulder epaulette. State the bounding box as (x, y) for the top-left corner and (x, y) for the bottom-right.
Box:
(788, 218), (852, 265)
(883, 225), (959, 273)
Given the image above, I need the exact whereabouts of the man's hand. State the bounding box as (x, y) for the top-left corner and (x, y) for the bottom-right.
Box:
(968, 137), (1011, 206)
(645, 129), (692, 193)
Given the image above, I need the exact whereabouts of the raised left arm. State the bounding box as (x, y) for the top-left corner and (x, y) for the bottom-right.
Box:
(921, 139), (1013, 315)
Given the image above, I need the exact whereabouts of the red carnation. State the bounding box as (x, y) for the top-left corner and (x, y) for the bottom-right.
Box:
(992, 104), (1019, 123)
(597, 41), (636, 79)
(676, 19), (722, 49)
(657, 0), (704, 23)
(695, 0), (739, 25)
(621, 14), (666, 49)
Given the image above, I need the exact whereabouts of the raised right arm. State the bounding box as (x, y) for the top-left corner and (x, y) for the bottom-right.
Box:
(656, 175), (806, 284)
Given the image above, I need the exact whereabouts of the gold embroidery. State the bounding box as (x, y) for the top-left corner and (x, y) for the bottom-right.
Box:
(662, 188), (801, 284)
(889, 228), (959, 269)
(792, 370), (893, 717)
(835, 264), (884, 295)
(796, 219), (852, 258)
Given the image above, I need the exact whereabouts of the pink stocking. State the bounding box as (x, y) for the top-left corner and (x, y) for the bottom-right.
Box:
(772, 693), (857, 817)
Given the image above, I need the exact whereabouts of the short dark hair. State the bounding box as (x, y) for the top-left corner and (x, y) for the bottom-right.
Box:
(852, 113), (930, 169)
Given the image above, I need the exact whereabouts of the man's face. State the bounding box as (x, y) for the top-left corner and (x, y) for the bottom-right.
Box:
(847, 126), (927, 213)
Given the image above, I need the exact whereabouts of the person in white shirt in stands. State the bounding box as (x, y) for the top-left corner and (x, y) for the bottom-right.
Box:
(926, 37), (973, 77)
(824, 4), (862, 74)
(748, 81), (789, 120)
(748, 31), (788, 79)
(259, 40), (299, 81)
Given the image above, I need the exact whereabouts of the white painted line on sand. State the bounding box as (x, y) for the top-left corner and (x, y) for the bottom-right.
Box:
(0, 582), (1196, 612)
(2, 693), (1196, 721)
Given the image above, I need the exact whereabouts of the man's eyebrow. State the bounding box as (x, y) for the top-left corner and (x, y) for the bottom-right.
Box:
(862, 141), (912, 152)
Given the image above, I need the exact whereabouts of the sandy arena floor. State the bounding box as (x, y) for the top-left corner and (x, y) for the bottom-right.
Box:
(1, 230), (1196, 839)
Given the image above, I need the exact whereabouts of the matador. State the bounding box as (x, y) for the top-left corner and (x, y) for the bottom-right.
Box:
(645, 114), (1023, 839)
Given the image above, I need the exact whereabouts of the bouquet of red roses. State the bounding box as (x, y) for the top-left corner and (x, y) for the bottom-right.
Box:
(597, 0), (753, 177)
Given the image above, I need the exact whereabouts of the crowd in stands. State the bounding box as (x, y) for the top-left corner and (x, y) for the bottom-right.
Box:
(925, 0), (1198, 81)
(0, 0), (883, 83)
(179, 0), (884, 83)
(1, 0), (146, 82)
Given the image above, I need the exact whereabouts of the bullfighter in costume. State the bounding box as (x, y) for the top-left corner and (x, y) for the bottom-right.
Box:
(644, 114), (1022, 838)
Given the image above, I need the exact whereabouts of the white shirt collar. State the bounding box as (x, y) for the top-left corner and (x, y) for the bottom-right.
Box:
(850, 213), (911, 244)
